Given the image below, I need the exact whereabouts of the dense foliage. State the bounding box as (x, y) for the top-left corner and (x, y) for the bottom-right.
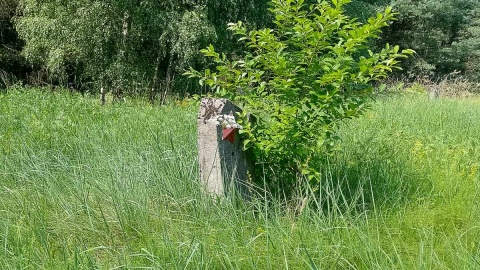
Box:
(380, 0), (480, 78)
(187, 0), (413, 191)
(2, 0), (478, 93)
(334, 0), (480, 80)
(0, 0), (29, 87)
(456, 6), (480, 81)
(13, 0), (269, 98)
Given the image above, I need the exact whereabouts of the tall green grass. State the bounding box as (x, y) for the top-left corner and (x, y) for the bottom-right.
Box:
(0, 88), (479, 269)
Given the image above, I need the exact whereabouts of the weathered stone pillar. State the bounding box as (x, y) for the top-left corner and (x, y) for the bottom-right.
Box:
(197, 98), (252, 198)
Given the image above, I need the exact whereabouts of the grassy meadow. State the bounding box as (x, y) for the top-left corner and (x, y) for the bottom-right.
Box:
(0, 88), (479, 269)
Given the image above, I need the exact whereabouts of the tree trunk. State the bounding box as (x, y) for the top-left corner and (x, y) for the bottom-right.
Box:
(100, 87), (106, 105)
(160, 57), (175, 106)
(150, 46), (163, 104)
(114, 11), (131, 102)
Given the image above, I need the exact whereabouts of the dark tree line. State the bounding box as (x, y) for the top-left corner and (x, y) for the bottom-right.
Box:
(382, 0), (480, 79)
(1, 0), (479, 95)
(0, 0), (30, 84)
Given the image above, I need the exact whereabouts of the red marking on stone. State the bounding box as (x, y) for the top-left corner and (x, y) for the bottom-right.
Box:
(222, 128), (236, 144)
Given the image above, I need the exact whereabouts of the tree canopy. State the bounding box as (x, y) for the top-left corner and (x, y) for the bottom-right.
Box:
(0, 0), (29, 86)
(14, 0), (270, 98)
(380, 0), (479, 78)
(1, 0), (479, 92)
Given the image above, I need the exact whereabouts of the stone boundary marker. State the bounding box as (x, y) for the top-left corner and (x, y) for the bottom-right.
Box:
(197, 98), (252, 198)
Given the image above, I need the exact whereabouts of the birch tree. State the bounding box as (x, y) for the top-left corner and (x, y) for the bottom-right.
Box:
(15, 0), (269, 99)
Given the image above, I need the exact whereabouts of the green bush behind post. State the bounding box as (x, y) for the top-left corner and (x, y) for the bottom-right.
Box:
(186, 0), (413, 196)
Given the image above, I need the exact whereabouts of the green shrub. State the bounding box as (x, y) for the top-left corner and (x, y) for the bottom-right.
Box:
(186, 0), (413, 194)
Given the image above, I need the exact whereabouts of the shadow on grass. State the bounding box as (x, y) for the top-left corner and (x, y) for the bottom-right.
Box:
(314, 140), (432, 214)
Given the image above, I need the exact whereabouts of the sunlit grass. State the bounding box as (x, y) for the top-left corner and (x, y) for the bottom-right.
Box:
(0, 88), (479, 269)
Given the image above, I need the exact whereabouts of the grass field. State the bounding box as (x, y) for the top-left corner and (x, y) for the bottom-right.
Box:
(0, 88), (479, 269)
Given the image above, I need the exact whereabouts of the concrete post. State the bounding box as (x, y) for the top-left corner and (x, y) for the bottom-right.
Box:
(197, 98), (252, 198)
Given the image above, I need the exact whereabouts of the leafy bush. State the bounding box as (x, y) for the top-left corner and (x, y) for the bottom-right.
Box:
(187, 0), (413, 193)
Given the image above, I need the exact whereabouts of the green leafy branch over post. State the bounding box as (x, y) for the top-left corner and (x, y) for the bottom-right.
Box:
(186, 0), (413, 192)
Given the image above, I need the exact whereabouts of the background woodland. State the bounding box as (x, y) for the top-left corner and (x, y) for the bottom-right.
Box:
(1, 0), (479, 98)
